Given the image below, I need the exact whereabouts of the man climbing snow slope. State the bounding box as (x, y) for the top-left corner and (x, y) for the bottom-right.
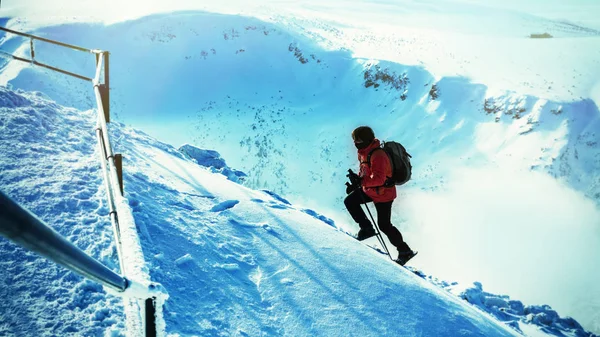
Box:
(344, 126), (416, 265)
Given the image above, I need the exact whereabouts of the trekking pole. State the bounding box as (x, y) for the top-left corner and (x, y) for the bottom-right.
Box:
(358, 193), (393, 261)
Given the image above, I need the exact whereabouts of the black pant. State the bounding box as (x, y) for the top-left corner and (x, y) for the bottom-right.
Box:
(344, 189), (411, 252)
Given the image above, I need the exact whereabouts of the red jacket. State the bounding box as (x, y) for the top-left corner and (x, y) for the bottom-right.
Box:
(357, 139), (397, 203)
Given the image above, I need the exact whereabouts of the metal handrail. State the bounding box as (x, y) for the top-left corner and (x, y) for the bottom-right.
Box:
(0, 49), (94, 81)
(0, 26), (163, 337)
(96, 127), (126, 274)
(0, 191), (129, 292)
(0, 26), (102, 54)
(0, 26), (98, 82)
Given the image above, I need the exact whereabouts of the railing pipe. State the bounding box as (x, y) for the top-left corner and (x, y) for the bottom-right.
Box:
(94, 95), (121, 200)
(94, 52), (104, 84)
(34, 59), (94, 81)
(0, 191), (128, 293)
(29, 38), (34, 60)
(93, 79), (121, 202)
(0, 26), (100, 54)
(96, 127), (126, 274)
(0, 50), (93, 82)
(104, 52), (110, 108)
(0, 27), (164, 337)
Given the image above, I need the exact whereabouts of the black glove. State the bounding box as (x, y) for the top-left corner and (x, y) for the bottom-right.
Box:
(345, 182), (358, 194)
(347, 169), (362, 187)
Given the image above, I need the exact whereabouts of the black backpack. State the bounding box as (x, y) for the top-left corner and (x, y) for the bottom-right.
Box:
(367, 141), (412, 186)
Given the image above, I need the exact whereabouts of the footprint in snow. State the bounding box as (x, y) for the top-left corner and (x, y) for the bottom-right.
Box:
(215, 263), (240, 271)
(229, 218), (278, 236)
(268, 203), (290, 210)
(250, 197), (290, 210)
(250, 198), (290, 209)
(261, 190), (291, 205)
(280, 278), (294, 285)
(210, 199), (239, 212)
(174, 253), (195, 267)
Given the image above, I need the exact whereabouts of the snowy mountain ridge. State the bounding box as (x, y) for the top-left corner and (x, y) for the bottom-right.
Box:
(0, 3), (599, 335)
(1, 12), (598, 207)
(0, 86), (596, 336)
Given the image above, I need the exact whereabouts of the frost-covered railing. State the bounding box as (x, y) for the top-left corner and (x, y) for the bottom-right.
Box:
(0, 191), (129, 292)
(0, 26), (166, 337)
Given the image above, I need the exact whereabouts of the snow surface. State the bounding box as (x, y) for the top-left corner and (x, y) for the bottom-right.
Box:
(0, 87), (597, 336)
(0, 86), (521, 336)
(0, 88), (126, 336)
(411, 271), (595, 337)
(1, 1), (599, 335)
(179, 144), (247, 184)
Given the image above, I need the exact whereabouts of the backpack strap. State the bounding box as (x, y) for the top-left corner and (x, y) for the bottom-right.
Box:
(366, 147), (385, 167)
(365, 147), (394, 187)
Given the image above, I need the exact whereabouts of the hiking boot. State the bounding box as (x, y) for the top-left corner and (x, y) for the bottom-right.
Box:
(356, 228), (376, 241)
(395, 250), (417, 266)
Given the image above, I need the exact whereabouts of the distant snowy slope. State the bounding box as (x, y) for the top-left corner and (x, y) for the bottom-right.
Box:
(3, 0), (599, 103)
(1, 12), (598, 207)
(0, 86), (530, 336)
(1, 10), (599, 334)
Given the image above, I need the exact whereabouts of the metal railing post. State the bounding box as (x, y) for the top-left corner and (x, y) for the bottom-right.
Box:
(104, 51), (110, 122)
(145, 298), (158, 337)
(93, 44), (160, 337)
(0, 27), (166, 337)
(96, 127), (126, 274)
(29, 38), (35, 61)
(115, 154), (124, 195)
(93, 54), (121, 201)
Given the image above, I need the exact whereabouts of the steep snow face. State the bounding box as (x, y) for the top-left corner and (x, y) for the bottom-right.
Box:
(0, 87), (526, 336)
(0, 88), (125, 336)
(1, 10), (599, 333)
(111, 117), (522, 337)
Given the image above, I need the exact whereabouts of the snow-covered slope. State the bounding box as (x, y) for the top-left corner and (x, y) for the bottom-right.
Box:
(178, 144), (247, 183)
(1, 3), (599, 335)
(413, 272), (597, 337)
(3, 10), (598, 332)
(1, 10), (598, 206)
(3, 0), (600, 104)
(0, 86), (532, 336)
(0, 89), (125, 335)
